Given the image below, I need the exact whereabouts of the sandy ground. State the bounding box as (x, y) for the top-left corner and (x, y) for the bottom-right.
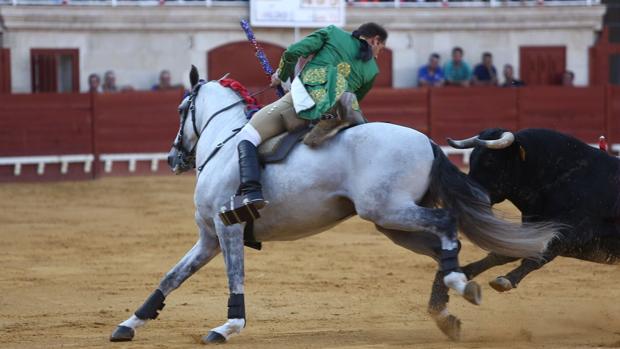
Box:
(1, 176), (620, 349)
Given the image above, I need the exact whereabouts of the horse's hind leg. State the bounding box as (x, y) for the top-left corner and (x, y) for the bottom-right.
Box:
(377, 225), (465, 341)
(362, 204), (480, 304)
(110, 223), (220, 342)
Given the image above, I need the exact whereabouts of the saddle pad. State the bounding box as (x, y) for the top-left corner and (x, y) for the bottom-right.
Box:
(258, 127), (310, 163)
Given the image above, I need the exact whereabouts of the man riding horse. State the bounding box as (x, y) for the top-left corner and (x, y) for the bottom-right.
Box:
(232, 22), (387, 211)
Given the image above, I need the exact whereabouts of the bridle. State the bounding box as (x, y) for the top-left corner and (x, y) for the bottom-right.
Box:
(172, 81), (269, 173)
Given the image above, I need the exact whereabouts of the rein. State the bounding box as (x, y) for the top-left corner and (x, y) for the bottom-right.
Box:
(175, 81), (271, 174)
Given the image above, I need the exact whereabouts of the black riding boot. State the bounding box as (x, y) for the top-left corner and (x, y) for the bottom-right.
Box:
(237, 140), (267, 209)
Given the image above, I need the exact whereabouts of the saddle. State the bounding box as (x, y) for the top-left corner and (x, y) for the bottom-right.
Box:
(257, 127), (311, 164)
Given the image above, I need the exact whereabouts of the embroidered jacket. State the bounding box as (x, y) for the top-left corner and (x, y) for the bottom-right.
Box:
(277, 25), (379, 120)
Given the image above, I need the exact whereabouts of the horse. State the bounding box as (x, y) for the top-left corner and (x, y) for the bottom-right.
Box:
(109, 68), (558, 343)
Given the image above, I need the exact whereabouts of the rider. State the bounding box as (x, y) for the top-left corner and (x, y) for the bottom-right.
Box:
(232, 22), (388, 211)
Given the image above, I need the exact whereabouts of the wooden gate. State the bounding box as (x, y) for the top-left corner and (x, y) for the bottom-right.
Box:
(519, 46), (566, 85)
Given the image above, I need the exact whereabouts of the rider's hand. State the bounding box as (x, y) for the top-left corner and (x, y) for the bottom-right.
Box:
(270, 72), (282, 88)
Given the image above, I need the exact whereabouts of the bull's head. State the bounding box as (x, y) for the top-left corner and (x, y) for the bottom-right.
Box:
(448, 129), (520, 204)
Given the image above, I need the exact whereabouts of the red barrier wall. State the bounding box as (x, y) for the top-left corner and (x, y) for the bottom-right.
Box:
(363, 88), (429, 133)
(518, 86), (607, 142)
(430, 87), (519, 142)
(0, 93), (93, 181)
(92, 90), (183, 175)
(1, 86), (618, 182)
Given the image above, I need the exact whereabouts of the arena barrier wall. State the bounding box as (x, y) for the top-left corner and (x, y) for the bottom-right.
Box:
(0, 86), (618, 182)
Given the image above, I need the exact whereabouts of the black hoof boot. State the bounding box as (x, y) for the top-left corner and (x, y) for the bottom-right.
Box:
(203, 331), (226, 344)
(237, 140), (266, 209)
(109, 325), (135, 342)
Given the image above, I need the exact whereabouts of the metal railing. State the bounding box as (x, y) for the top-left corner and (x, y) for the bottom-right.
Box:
(0, 0), (601, 6)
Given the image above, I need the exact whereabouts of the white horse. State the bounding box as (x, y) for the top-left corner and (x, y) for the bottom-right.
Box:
(110, 71), (557, 343)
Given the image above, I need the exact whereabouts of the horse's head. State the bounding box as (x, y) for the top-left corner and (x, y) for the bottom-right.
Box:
(167, 66), (249, 174)
(167, 65), (202, 174)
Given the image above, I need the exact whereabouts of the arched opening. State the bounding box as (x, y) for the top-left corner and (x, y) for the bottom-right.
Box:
(207, 41), (286, 88)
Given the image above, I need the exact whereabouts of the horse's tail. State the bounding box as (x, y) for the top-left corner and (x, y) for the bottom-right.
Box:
(425, 142), (559, 258)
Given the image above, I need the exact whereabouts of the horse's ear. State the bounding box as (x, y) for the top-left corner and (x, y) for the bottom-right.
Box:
(189, 65), (199, 87)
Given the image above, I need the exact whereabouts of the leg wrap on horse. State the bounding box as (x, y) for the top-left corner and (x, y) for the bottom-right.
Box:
(227, 293), (246, 319)
(134, 289), (166, 320)
(439, 247), (461, 273)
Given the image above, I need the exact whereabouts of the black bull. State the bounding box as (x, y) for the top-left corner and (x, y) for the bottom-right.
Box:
(449, 128), (620, 292)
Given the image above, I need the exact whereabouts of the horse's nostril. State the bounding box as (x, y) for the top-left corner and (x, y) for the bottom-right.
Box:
(167, 154), (174, 167)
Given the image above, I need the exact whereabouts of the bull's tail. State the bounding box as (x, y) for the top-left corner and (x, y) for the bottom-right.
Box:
(426, 142), (559, 258)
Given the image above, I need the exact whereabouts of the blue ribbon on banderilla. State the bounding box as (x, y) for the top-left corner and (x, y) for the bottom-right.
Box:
(240, 19), (285, 98)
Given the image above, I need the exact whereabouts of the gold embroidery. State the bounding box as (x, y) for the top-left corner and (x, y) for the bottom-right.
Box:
(335, 73), (347, 99)
(309, 88), (327, 103)
(337, 62), (351, 78)
(302, 67), (327, 85)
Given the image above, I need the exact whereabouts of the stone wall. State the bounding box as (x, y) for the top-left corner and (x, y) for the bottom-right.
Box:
(0, 3), (605, 92)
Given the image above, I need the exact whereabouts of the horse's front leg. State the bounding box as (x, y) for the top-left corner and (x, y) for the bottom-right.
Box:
(110, 219), (220, 342)
(203, 218), (246, 343)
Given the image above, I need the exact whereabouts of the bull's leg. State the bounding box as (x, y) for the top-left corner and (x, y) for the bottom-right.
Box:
(489, 237), (564, 292)
(110, 222), (220, 342)
(202, 218), (246, 344)
(461, 253), (519, 280)
(376, 225), (463, 341)
(491, 254), (557, 292)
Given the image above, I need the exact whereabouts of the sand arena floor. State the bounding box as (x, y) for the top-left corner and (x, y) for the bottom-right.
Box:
(1, 176), (620, 349)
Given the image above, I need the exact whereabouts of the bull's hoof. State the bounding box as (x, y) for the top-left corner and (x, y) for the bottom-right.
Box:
(434, 314), (461, 341)
(109, 325), (135, 342)
(202, 331), (226, 344)
(463, 281), (482, 305)
(489, 276), (513, 292)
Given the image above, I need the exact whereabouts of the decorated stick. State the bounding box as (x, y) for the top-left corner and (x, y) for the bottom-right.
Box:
(240, 19), (285, 97)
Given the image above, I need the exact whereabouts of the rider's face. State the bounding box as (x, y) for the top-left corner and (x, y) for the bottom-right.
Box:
(369, 36), (386, 59)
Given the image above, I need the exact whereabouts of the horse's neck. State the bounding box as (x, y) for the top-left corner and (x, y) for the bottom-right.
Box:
(194, 84), (248, 171)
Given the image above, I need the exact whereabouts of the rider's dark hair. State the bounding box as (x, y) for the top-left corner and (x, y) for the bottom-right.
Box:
(352, 22), (388, 62)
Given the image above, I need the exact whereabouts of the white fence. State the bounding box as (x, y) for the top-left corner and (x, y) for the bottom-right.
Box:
(0, 144), (617, 177)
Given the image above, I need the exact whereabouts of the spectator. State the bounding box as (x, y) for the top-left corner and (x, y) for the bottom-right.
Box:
(444, 47), (472, 87)
(472, 52), (498, 86)
(88, 73), (101, 93)
(102, 70), (118, 93)
(501, 64), (525, 87)
(417, 53), (445, 87)
(562, 70), (575, 86)
(152, 69), (182, 91)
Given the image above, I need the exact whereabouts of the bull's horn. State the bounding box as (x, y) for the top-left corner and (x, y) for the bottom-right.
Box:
(474, 132), (515, 149)
(447, 135), (478, 149)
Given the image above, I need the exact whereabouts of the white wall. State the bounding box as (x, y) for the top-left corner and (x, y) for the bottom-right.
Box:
(0, 4), (605, 92)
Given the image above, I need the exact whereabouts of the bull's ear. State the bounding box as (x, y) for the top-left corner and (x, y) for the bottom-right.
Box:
(189, 65), (199, 87)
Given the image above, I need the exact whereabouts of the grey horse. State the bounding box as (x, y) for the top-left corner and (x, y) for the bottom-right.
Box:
(109, 72), (558, 343)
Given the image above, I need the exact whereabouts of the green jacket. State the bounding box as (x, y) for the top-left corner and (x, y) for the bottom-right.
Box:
(277, 25), (379, 120)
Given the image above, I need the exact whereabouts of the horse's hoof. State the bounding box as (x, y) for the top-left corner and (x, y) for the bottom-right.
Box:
(434, 314), (461, 341)
(463, 280), (482, 305)
(109, 325), (135, 342)
(489, 276), (513, 292)
(202, 331), (226, 344)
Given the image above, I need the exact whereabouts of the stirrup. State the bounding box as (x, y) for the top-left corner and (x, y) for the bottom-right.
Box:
(219, 195), (263, 226)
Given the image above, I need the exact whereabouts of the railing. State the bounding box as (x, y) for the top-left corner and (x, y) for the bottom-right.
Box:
(0, 0), (600, 6)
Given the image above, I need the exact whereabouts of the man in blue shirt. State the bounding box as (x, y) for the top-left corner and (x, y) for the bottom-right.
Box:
(417, 53), (444, 87)
(472, 52), (498, 86)
(444, 47), (472, 87)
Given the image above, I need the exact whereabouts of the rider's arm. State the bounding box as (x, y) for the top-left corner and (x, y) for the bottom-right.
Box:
(355, 75), (376, 102)
(277, 26), (332, 82)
